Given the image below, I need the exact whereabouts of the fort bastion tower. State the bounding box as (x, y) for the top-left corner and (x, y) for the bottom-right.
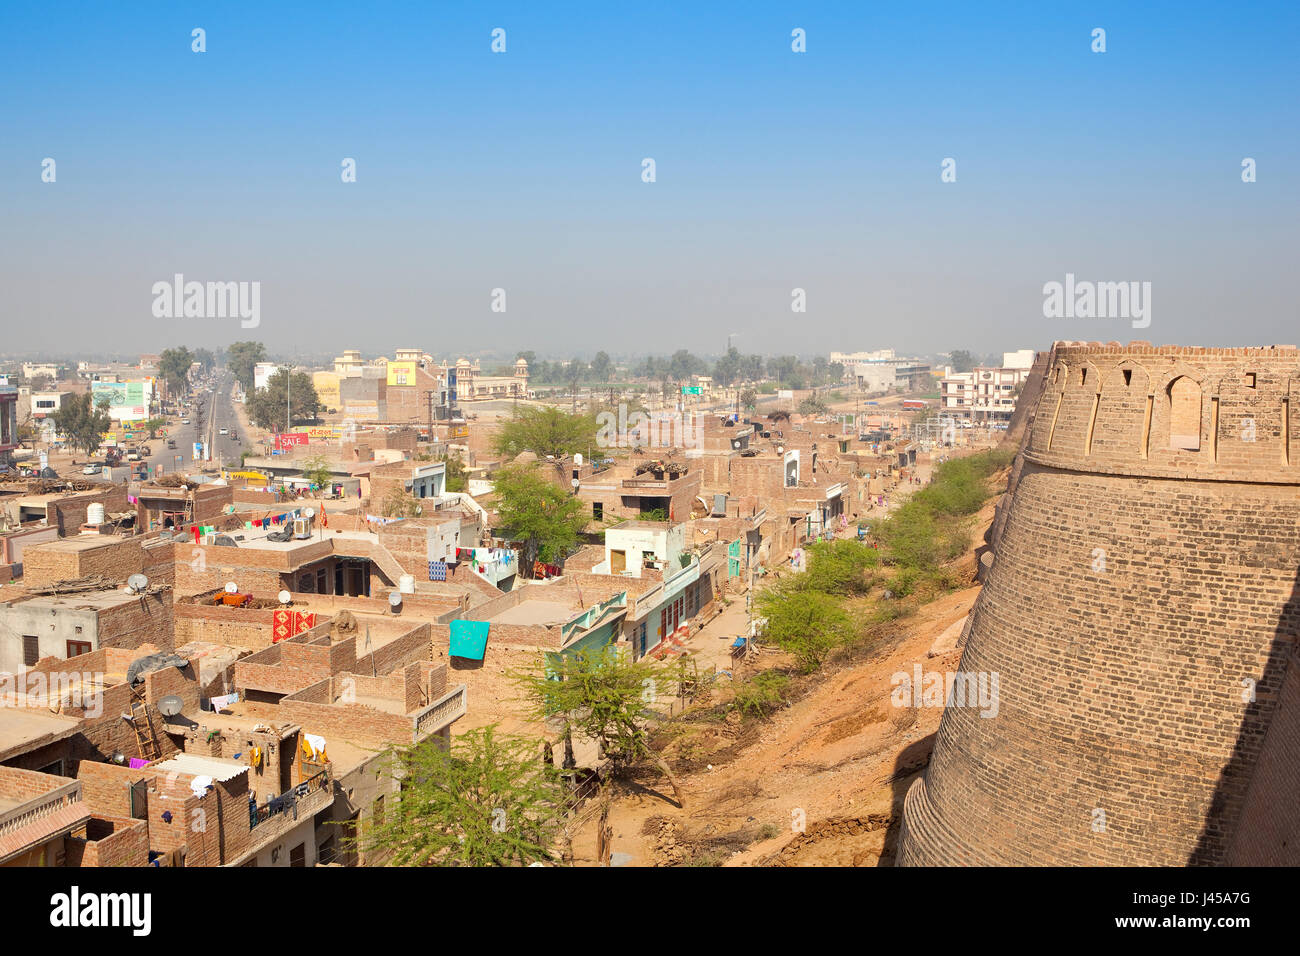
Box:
(899, 342), (1300, 866)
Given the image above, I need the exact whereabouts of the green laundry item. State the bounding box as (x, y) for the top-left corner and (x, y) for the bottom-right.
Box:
(449, 620), (490, 660)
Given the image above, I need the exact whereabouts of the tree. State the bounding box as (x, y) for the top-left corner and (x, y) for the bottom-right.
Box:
(798, 395), (829, 416)
(226, 341), (267, 394)
(740, 354), (765, 382)
(492, 464), (588, 569)
(441, 452), (468, 493)
(247, 369), (320, 431)
(713, 347), (741, 386)
(589, 351), (612, 384)
(512, 646), (686, 807)
(301, 454), (333, 489)
(801, 539), (880, 595)
(382, 487), (423, 518)
(353, 726), (567, 866)
(756, 584), (856, 672)
(159, 347), (193, 396)
(740, 389), (758, 414)
(142, 417), (168, 440)
(193, 348), (216, 374)
(949, 350), (976, 373)
(492, 406), (596, 461)
(52, 393), (112, 456)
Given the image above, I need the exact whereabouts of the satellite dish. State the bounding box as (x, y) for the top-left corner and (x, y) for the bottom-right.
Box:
(126, 573), (149, 593)
(388, 591), (403, 608)
(278, 590), (292, 605)
(158, 695), (184, 718)
(224, 581), (238, 594)
(303, 508), (315, 519)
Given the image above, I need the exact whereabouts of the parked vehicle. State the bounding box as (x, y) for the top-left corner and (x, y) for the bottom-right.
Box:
(182, 418), (191, 425)
(82, 464), (101, 475)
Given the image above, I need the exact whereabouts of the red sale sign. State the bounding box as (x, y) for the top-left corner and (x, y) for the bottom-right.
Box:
(275, 432), (309, 450)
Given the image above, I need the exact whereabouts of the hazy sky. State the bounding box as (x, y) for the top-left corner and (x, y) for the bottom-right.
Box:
(3, 1), (1298, 360)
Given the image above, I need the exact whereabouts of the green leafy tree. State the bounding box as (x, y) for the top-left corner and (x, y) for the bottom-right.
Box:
(141, 416), (169, 440)
(301, 454), (333, 489)
(52, 393), (112, 456)
(493, 464), (588, 569)
(801, 538), (880, 595)
(740, 389), (758, 414)
(352, 727), (567, 866)
(588, 351), (612, 384)
(492, 405), (596, 461)
(713, 347), (742, 387)
(193, 348), (216, 373)
(159, 347), (193, 396)
(756, 584), (856, 672)
(247, 369), (320, 431)
(226, 341), (267, 394)
(949, 350), (976, 373)
(512, 646), (685, 806)
(382, 487), (423, 518)
(798, 395), (829, 416)
(441, 452), (468, 493)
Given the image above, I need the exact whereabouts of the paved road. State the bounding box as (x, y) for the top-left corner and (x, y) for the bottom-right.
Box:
(143, 370), (246, 475)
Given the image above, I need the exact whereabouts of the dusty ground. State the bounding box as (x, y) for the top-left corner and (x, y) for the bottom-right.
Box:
(569, 491), (1002, 868)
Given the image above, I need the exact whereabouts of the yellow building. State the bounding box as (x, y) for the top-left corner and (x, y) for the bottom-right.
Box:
(313, 371), (341, 412)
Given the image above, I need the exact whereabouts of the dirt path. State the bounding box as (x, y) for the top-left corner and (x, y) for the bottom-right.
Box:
(569, 492), (1001, 867)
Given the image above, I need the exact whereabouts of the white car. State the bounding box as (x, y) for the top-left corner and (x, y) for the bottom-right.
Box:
(219, 428), (228, 436)
(182, 418), (191, 425)
(82, 464), (101, 475)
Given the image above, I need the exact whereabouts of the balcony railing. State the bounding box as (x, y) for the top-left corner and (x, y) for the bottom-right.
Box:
(412, 683), (468, 742)
(248, 769), (330, 831)
(0, 782), (82, 841)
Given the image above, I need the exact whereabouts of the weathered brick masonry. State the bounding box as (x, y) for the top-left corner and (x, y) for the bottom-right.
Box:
(899, 342), (1300, 866)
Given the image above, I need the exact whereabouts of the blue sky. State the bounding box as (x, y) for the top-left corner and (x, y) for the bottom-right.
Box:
(2, 1), (1297, 359)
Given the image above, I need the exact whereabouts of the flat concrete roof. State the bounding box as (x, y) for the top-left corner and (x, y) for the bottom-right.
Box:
(7, 588), (144, 611)
(23, 534), (127, 553)
(0, 710), (81, 762)
(484, 600), (577, 627)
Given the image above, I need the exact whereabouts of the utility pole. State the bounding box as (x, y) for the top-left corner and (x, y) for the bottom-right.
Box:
(284, 364), (291, 435)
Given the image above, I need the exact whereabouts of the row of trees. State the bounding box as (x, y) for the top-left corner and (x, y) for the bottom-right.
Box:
(520, 349), (846, 390)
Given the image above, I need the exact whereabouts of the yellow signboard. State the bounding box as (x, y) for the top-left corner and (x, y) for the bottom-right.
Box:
(386, 361), (417, 386)
(451, 425), (469, 439)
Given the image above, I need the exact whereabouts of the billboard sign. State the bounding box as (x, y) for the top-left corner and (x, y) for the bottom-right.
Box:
(275, 432), (309, 450)
(386, 361), (417, 386)
(344, 400), (379, 419)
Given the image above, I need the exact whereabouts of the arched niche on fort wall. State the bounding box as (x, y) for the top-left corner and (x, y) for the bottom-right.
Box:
(1048, 361), (1101, 455)
(1214, 367), (1289, 470)
(1028, 361), (1069, 454)
(1089, 362), (1151, 459)
(1148, 364), (1209, 466)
